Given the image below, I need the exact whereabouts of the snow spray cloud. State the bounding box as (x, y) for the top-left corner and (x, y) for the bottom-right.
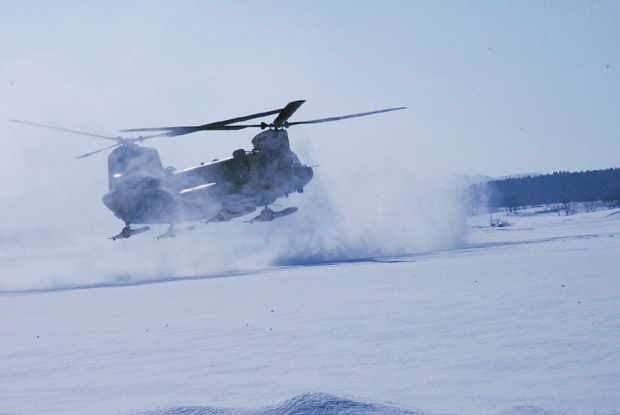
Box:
(0, 170), (467, 292)
(264, 167), (467, 266)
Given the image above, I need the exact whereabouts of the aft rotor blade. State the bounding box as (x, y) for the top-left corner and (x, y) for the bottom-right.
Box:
(75, 143), (121, 159)
(119, 107), (287, 134)
(10, 119), (120, 141)
(204, 107), (288, 127)
(286, 107), (407, 126)
(272, 100), (306, 127)
(153, 125), (253, 137)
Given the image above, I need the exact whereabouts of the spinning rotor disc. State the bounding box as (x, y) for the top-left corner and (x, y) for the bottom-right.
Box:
(11, 101), (406, 158)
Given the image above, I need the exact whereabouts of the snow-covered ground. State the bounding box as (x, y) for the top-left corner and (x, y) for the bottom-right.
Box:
(1, 207), (619, 415)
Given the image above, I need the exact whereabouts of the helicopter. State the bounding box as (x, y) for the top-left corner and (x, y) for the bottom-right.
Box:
(11, 100), (405, 240)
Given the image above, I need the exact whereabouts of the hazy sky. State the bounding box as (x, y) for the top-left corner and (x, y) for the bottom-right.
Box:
(3, 1), (619, 177)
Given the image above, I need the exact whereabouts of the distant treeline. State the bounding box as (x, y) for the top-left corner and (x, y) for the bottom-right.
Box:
(469, 168), (620, 208)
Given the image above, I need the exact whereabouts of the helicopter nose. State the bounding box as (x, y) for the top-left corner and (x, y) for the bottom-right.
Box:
(299, 166), (313, 186)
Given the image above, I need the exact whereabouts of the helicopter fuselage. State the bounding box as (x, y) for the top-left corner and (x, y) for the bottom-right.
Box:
(101, 129), (313, 225)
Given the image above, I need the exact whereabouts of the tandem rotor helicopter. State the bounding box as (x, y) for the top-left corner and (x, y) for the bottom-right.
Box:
(11, 101), (405, 240)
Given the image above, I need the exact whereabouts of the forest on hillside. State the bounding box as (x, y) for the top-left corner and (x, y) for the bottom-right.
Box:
(468, 168), (620, 208)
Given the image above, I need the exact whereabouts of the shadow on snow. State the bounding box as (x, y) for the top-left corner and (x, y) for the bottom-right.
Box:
(3, 230), (619, 296)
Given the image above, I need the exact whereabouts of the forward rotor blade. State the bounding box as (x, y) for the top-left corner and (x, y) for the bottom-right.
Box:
(119, 107), (287, 134)
(136, 132), (181, 141)
(286, 107), (407, 126)
(272, 100), (305, 127)
(10, 119), (120, 141)
(75, 143), (121, 159)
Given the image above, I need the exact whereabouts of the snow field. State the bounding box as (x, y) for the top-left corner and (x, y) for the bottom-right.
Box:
(0, 208), (619, 415)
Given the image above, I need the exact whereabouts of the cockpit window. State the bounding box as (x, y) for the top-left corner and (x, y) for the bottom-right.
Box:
(291, 153), (302, 165)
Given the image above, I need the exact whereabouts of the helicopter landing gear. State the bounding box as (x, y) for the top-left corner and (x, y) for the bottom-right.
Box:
(109, 225), (150, 241)
(156, 224), (196, 240)
(204, 207), (257, 224)
(244, 206), (298, 224)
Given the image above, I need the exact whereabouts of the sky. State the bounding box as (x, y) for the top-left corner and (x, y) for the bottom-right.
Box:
(0, 1), (619, 280)
(2, 1), (619, 177)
